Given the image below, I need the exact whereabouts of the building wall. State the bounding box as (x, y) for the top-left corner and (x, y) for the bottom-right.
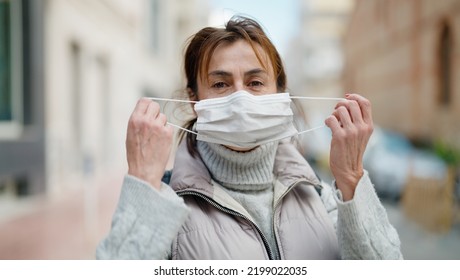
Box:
(283, 0), (354, 159)
(343, 0), (460, 149)
(306, 0), (354, 98)
(285, 0), (354, 123)
(0, 0), (46, 198)
(44, 0), (209, 197)
(0, 0), (209, 208)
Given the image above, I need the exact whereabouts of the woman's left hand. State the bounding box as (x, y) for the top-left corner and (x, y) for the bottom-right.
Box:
(325, 93), (374, 201)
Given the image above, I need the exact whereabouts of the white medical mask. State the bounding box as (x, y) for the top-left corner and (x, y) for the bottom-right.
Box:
(149, 91), (345, 149)
(194, 91), (297, 148)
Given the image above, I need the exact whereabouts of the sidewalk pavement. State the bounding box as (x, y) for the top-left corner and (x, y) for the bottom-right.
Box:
(384, 201), (460, 260)
(0, 174), (124, 260)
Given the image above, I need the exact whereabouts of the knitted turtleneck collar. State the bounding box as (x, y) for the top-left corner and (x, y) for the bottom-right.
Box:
(196, 141), (278, 191)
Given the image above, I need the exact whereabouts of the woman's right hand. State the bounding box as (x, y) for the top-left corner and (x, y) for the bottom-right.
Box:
(126, 98), (174, 190)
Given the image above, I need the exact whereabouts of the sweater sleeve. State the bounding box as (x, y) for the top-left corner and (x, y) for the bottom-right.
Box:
(319, 170), (403, 260)
(96, 175), (190, 260)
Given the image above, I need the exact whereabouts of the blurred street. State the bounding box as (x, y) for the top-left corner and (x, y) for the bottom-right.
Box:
(0, 174), (123, 259)
(385, 201), (460, 259)
(315, 167), (460, 260)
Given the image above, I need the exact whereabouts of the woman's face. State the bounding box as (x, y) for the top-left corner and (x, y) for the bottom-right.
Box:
(197, 40), (277, 100)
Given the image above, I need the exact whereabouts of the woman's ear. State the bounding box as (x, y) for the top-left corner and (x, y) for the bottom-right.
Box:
(186, 88), (198, 116)
(186, 87), (197, 101)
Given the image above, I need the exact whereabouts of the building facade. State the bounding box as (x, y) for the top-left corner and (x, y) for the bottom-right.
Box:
(0, 0), (46, 204)
(343, 0), (460, 150)
(283, 0), (354, 159)
(0, 0), (208, 212)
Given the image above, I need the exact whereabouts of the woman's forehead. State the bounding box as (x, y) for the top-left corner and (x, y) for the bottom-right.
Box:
(207, 40), (274, 76)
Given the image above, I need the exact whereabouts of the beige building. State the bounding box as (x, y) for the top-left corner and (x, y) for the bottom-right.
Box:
(287, 0), (354, 99)
(343, 0), (460, 150)
(0, 0), (209, 211)
(284, 0), (354, 158)
(45, 0), (208, 197)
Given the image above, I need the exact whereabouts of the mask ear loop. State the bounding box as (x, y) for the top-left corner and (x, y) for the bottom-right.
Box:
(146, 97), (198, 104)
(146, 97), (199, 135)
(297, 125), (326, 135)
(290, 96), (346, 101)
(166, 122), (198, 135)
(289, 95), (345, 135)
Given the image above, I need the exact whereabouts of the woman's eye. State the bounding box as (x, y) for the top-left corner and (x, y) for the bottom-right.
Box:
(249, 81), (263, 87)
(212, 82), (227, 89)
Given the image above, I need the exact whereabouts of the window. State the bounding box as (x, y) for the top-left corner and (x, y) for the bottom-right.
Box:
(0, 0), (22, 139)
(95, 56), (112, 163)
(0, 1), (11, 122)
(70, 42), (82, 150)
(148, 0), (161, 53)
(439, 22), (452, 107)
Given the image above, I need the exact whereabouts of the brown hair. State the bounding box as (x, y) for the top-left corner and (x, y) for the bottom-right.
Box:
(180, 15), (287, 156)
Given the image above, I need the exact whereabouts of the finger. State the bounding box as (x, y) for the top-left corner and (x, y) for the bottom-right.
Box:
(346, 93), (373, 124)
(133, 98), (152, 115)
(347, 100), (363, 124)
(146, 101), (161, 120)
(325, 115), (342, 133)
(157, 113), (167, 126)
(165, 124), (174, 138)
(334, 106), (353, 128)
(334, 100), (364, 124)
(128, 98), (153, 130)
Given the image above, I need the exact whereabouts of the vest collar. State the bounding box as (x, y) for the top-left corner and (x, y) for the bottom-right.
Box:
(169, 139), (321, 197)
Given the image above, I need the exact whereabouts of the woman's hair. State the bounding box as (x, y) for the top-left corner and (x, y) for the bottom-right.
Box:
(180, 15), (287, 156)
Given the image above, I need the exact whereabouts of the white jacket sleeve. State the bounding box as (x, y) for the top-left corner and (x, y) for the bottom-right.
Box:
(319, 170), (403, 259)
(96, 175), (189, 259)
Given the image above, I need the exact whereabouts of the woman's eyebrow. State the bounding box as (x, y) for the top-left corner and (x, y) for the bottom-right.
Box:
(208, 68), (268, 78)
(208, 70), (232, 78)
(244, 68), (268, 76)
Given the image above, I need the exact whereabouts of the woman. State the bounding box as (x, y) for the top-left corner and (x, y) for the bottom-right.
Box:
(97, 16), (402, 260)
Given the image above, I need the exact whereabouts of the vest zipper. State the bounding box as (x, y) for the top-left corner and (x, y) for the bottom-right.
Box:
(177, 190), (275, 260)
(272, 178), (319, 259)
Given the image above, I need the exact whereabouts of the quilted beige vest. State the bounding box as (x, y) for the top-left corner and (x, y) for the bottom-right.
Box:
(169, 140), (340, 260)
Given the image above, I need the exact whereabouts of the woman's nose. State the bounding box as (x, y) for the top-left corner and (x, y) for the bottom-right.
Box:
(233, 80), (245, 92)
